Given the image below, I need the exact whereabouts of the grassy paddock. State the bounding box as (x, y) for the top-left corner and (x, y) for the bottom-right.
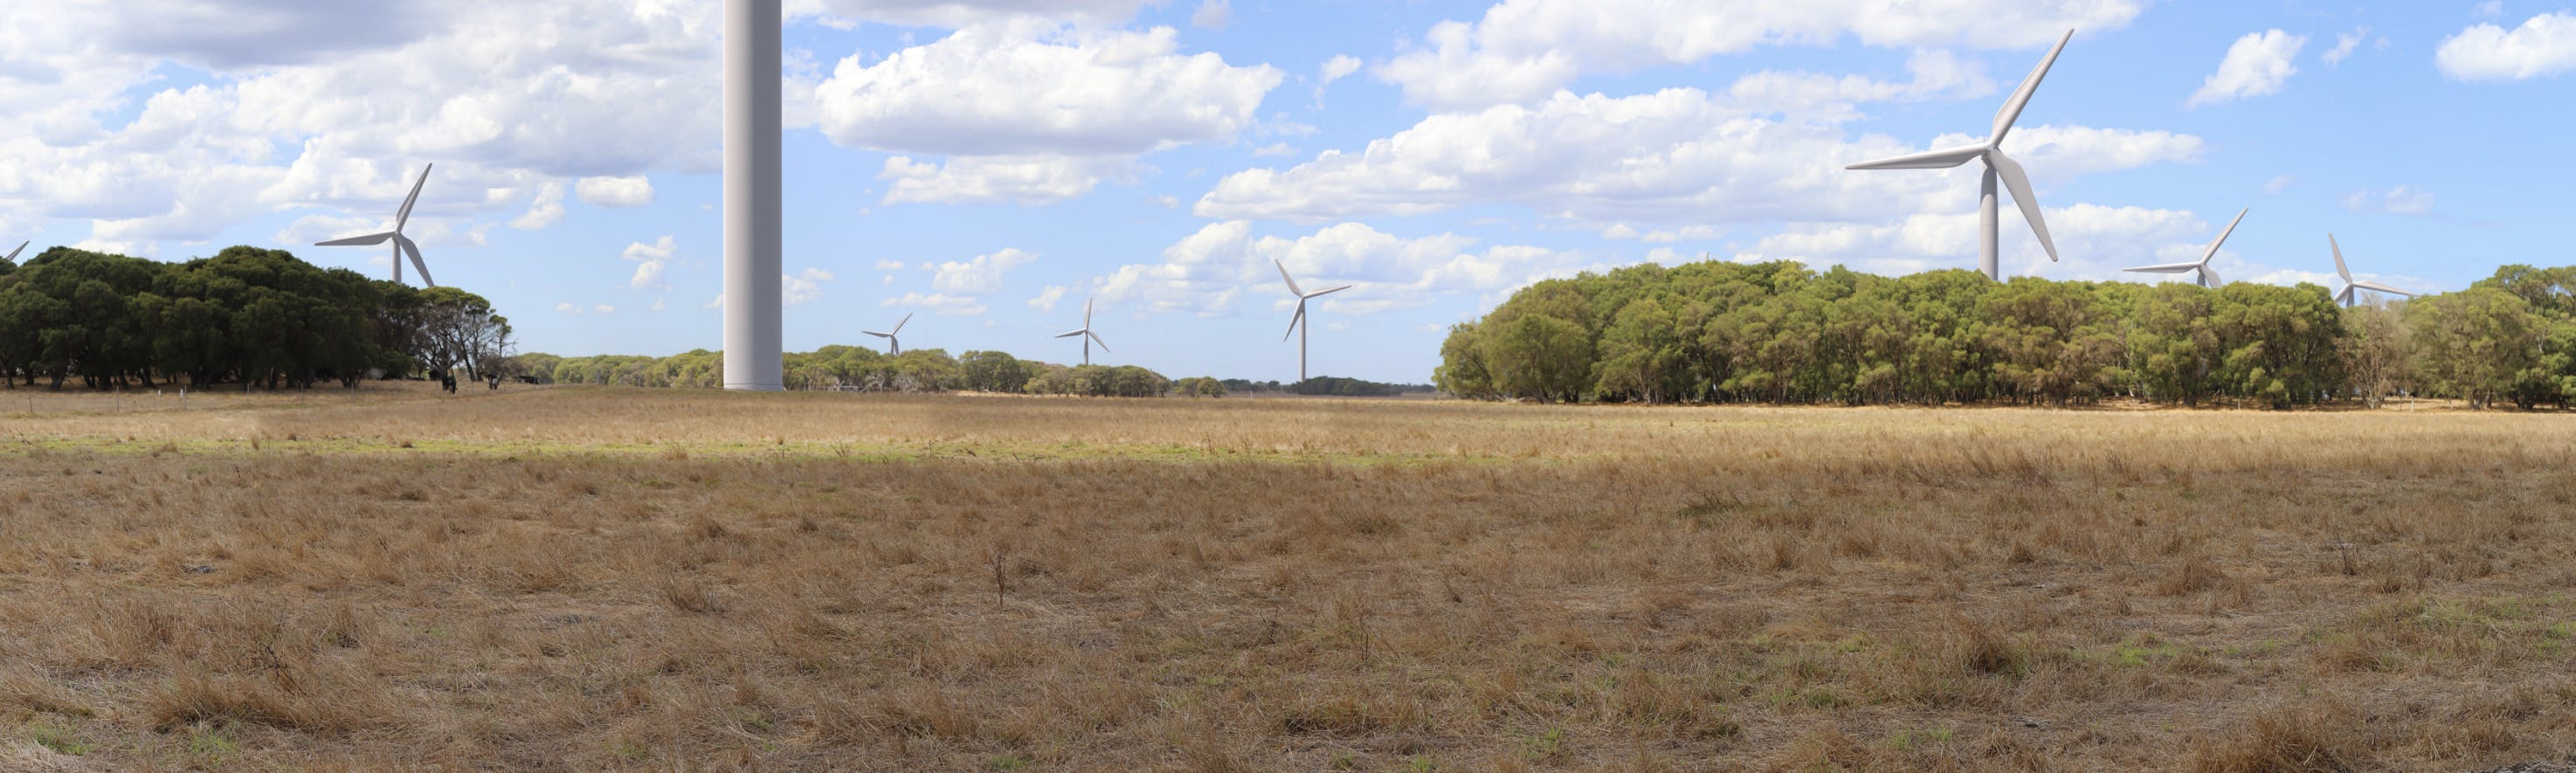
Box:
(0, 385), (2573, 770)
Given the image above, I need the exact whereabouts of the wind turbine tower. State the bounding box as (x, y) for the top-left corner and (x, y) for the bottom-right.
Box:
(2124, 208), (2246, 288)
(1847, 30), (2074, 281)
(865, 313), (912, 355)
(2330, 235), (2418, 307)
(1275, 259), (1350, 382)
(1055, 298), (1110, 366)
(723, 0), (784, 390)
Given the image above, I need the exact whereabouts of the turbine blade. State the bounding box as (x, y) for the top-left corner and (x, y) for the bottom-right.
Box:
(317, 231), (396, 247)
(2200, 207), (2248, 266)
(2200, 266), (2220, 288)
(894, 313), (912, 334)
(1992, 30), (2074, 146)
(396, 163), (433, 232)
(1056, 330), (1087, 339)
(1084, 296), (1094, 328)
(2354, 280), (2416, 296)
(3, 241), (24, 262)
(399, 235), (434, 286)
(1309, 285), (1353, 298)
(1284, 302), (1306, 342)
(2337, 285), (2354, 306)
(1988, 152), (2058, 262)
(2124, 263), (2202, 273)
(864, 331), (890, 338)
(1088, 331), (1110, 353)
(1274, 259), (1303, 296)
(2330, 233), (2351, 282)
(1846, 143), (1987, 170)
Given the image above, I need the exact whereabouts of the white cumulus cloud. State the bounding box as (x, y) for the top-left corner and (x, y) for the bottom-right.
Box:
(2438, 12), (2576, 80)
(930, 247), (1039, 294)
(576, 176), (654, 208)
(2186, 30), (2306, 108)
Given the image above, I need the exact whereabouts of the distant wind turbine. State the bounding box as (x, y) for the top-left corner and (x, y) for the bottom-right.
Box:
(865, 313), (913, 355)
(2330, 234), (2416, 307)
(316, 163), (437, 286)
(2124, 208), (2246, 289)
(1054, 297), (1109, 366)
(1275, 259), (1350, 382)
(1847, 30), (2074, 281)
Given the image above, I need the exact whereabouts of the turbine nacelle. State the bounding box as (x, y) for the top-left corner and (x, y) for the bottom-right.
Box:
(2124, 207), (2246, 289)
(1845, 30), (2074, 280)
(315, 163), (438, 286)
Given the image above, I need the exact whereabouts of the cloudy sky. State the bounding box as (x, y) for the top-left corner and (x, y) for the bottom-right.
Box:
(3, 1), (2571, 382)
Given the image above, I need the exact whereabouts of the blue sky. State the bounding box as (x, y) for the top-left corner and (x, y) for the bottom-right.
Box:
(3, 1), (2573, 383)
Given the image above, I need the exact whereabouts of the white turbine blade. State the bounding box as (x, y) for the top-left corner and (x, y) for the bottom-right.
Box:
(3, 241), (24, 262)
(2200, 266), (2220, 287)
(2124, 263), (2201, 273)
(399, 235), (434, 286)
(893, 313), (912, 334)
(1987, 152), (2058, 262)
(1084, 296), (1094, 328)
(1846, 143), (1987, 170)
(317, 231), (396, 247)
(2330, 234), (2352, 282)
(1283, 302), (1306, 342)
(2336, 285), (2354, 306)
(863, 330), (891, 338)
(1274, 259), (1303, 296)
(395, 163), (433, 232)
(1056, 329), (1087, 339)
(2353, 280), (2415, 297)
(2200, 207), (2248, 266)
(1088, 331), (1110, 353)
(1992, 30), (2074, 146)
(1307, 285), (1354, 299)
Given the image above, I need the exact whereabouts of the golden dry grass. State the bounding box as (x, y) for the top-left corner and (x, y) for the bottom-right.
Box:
(0, 383), (2573, 770)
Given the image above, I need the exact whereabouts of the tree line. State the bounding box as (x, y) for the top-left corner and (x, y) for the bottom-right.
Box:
(0, 245), (515, 390)
(523, 348), (1191, 397)
(1434, 260), (2576, 410)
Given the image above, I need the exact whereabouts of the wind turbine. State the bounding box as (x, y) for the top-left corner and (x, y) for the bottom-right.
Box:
(1275, 259), (1351, 382)
(2330, 234), (2417, 307)
(315, 164), (438, 286)
(865, 313), (913, 355)
(2124, 208), (2246, 289)
(1054, 297), (1109, 366)
(1847, 30), (2074, 281)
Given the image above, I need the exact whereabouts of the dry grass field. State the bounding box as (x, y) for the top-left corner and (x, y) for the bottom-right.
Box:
(2, 383), (2573, 770)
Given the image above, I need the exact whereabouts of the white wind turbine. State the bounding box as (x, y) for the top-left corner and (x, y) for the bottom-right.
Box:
(1275, 259), (1351, 382)
(1054, 297), (1109, 366)
(2330, 234), (2417, 307)
(315, 164), (438, 286)
(2124, 208), (2246, 289)
(1847, 30), (2074, 281)
(865, 313), (913, 355)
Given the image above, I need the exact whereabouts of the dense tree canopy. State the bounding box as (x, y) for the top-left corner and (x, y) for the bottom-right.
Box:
(1438, 259), (2576, 410)
(0, 245), (510, 390)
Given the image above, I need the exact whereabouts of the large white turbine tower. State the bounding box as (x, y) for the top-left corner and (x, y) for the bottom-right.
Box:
(2330, 235), (2417, 307)
(314, 164), (438, 286)
(1847, 30), (2074, 281)
(1054, 297), (1110, 366)
(1275, 259), (1350, 382)
(722, 0), (784, 391)
(2124, 208), (2246, 289)
(865, 313), (912, 355)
